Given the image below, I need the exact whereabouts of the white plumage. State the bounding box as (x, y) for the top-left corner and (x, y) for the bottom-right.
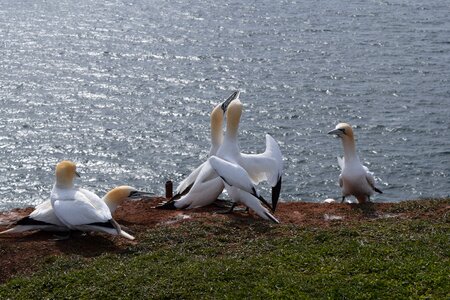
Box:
(209, 155), (279, 223)
(0, 186), (147, 235)
(48, 161), (135, 240)
(328, 123), (383, 203)
(159, 92), (283, 224)
(214, 98), (283, 212)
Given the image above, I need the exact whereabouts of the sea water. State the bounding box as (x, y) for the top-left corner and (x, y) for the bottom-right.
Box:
(0, 0), (449, 210)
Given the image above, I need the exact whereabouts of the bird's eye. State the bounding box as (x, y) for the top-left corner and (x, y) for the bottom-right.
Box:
(129, 191), (139, 197)
(338, 128), (346, 134)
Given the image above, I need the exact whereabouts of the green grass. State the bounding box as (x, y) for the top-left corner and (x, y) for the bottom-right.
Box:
(1, 201), (449, 299)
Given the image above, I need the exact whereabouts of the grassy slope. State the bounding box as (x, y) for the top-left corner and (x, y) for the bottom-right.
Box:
(1, 199), (449, 299)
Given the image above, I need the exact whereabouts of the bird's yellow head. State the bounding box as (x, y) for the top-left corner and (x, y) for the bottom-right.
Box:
(55, 160), (80, 187)
(103, 186), (151, 213)
(328, 122), (354, 140)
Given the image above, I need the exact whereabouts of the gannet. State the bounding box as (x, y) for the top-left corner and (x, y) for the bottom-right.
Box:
(209, 156), (279, 223)
(173, 91), (240, 199)
(328, 123), (383, 203)
(0, 185), (149, 235)
(215, 99), (283, 212)
(50, 161), (135, 240)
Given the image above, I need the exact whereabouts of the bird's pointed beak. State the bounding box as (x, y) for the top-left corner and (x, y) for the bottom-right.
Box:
(128, 191), (153, 199)
(327, 128), (341, 136)
(75, 171), (81, 178)
(221, 90), (240, 112)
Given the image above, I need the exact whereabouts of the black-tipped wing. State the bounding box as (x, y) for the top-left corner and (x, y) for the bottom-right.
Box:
(271, 176), (282, 212)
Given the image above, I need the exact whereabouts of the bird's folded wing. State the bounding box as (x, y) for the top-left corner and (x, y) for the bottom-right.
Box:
(365, 169), (382, 193)
(29, 200), (65, 226)
(209, 156), (256, 195)
(79, 188), (102, 204)
(53, 191), (112, 226)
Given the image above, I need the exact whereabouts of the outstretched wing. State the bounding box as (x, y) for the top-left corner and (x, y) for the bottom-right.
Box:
(240, 134), (283, 210)
(240, 134), (283, 186)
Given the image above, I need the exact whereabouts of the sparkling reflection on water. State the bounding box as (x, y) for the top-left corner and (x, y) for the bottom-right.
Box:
(0, 0), (449, 210)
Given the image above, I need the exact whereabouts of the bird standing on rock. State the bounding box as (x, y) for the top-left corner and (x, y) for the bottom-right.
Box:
(328, 123), (383, 203)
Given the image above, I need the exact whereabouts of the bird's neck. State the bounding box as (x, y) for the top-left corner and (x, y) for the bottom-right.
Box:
(224, 131), (238, 145)
(104, 200), (118, 213)
(55, 179), (74, 189)
(218, 134), (240, 159)
(210, 106), (224, 148)
(225, 120), (239, 141)
(210, 122), (223, 148)
(342, 138), (358, 162)
(225, 105), (241, 141)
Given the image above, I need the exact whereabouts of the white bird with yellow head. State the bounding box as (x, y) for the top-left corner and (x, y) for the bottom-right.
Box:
(328, 123), (383, 203)
(0, 185), (149, 236)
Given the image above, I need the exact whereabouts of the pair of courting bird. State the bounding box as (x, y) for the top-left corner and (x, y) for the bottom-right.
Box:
(158, 91), (283, 223)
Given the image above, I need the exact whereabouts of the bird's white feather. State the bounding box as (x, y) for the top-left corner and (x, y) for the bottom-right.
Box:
(239, 134), (282, 187)
(337, 156), (345, 170)
(175, 161), (224, 209)
(75, 225), (135, 240)
(52, 187), (112, 228)
(209, 156), (257, 196)
(227, 187), (279, 223)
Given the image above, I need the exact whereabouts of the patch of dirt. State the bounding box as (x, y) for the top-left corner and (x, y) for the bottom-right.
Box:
(0, 197), (448, 283)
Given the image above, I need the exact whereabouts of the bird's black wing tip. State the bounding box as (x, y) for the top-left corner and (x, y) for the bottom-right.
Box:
(257, 195), (273, 211)
(271, 176), (282, 212)
(16, 217), (54, 226)
(374, 187), (383, 194)
(264, 211), (280, 224)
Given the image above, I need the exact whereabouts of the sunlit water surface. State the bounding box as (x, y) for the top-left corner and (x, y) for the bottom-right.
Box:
(0, 0), (449, 210)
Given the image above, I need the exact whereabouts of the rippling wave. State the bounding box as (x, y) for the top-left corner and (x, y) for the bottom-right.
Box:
(0, 0), (449, 210)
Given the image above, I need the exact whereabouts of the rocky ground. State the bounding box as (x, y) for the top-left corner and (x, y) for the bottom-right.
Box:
(1, 197), (448, 284)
